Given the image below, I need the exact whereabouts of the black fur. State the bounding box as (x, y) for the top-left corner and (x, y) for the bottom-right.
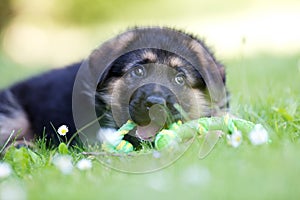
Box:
(2, 64), (81, 145)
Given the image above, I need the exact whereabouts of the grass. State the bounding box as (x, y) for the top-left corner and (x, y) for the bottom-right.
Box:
(0, 52), (300, 200)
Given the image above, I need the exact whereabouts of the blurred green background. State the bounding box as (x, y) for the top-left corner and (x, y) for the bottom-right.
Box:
(0, 0), (299, 69)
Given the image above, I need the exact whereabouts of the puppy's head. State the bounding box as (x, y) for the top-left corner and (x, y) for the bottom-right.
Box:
(91, 27), (227, 142)
(98, 48), (208, 123)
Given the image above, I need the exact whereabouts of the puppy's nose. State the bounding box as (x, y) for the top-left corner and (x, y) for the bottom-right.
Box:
(145, 95), (166, 109)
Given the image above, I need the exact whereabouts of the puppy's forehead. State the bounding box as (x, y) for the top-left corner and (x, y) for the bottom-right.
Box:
(168, 56), (185, 68)
(141, 50), (157, 62)
(120, 48), (195, 73)
(141, 49), (186, 67)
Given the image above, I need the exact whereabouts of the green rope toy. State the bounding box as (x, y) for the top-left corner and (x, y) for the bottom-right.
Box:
(101, 115), (269, 153)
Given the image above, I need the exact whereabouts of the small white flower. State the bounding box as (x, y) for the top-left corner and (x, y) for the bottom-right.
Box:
(97, 128), (122, 146)
(52, 155), (73, 174)
(0, 162), (12, 179)
(152, 151), (161, 159)
(57, 125), (69, 136)
(249, 124), (269, 145)
(181, 165), (211, 186)
(147, 172), (169, 191)
(0, 182), (27, 200)
(227, 131), (242, 148)
(76, 159), (92, 171)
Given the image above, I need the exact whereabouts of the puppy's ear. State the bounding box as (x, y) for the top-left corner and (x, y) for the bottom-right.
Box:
(188, 40), (225, 83)
(72, 31), (136, 138)
(88, 31), (136, 79)
(187, 39), (227, 111)
(217, 63), (226, 83)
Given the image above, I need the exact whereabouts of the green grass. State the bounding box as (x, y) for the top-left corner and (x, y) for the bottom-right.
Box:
(1, 53), (300, 199)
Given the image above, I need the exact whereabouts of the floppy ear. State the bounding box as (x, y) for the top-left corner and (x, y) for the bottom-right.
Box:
(188, 39), (225, 82)
(72, 30), (137, 142)
(187, 39), (227, 111)
(217, 63), (226, 83)
(88, 31), (136, 82)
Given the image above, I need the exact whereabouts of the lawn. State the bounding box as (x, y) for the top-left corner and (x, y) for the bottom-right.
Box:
(0, 52), (299, 200)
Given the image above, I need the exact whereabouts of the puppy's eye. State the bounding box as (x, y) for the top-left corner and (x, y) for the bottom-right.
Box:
(132, 65), (145, 77)
(174, 73), (186, 86)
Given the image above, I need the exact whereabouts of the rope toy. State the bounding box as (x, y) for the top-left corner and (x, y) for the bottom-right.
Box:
(101, 115), (269, 153)
(101, 120), (136, 153)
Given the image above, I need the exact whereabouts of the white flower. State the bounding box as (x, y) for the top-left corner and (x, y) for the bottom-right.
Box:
(0, 182), (27, 200)
(57, 125), (69, 136)
(181, 165), (211, 186)
(52, 155), (73, 174)
(97, 128), (122, 146)
(249, 124), (269, 145)
(152, 151), (161, 159)
(0, 162), (12, 179)
(147, 172), (169, 191)
(227, 131), (242, 148)
(76, 159), (92, 171)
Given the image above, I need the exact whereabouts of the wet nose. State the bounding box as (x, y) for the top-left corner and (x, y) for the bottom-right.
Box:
(145, 95), (166, 109)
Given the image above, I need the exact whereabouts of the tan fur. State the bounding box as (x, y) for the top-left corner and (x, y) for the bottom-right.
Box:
(142, 51), (157, 62)
(107, 79), (125, 102)
(188, 88), (210, 118)
(107, 77), (132, 126)
(169, 57), (184, 68)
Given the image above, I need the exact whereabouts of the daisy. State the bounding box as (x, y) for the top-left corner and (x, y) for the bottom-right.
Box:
(0, 162), (12, 179)
(152, 150), (161, 159)
(97, 128), (122, 146)
(76, 159), (92, 171)
(227, 131), (242, 148)
(0, 182), (27, 200)
(57, 125), (69, 136)
(249, 124), (269, 145)
(52, 155), (73, 174)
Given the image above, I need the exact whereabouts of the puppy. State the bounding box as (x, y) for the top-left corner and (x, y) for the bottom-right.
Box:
(0, 27), (227, 148)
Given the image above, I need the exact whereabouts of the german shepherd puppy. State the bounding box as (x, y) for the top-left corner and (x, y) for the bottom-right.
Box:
(0, 27), (227, 148)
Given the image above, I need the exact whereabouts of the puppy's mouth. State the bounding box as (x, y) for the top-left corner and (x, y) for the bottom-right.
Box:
(129, 102), (183, 141)
(134, 104), (168, 141)
(128, 84), (184, 141)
